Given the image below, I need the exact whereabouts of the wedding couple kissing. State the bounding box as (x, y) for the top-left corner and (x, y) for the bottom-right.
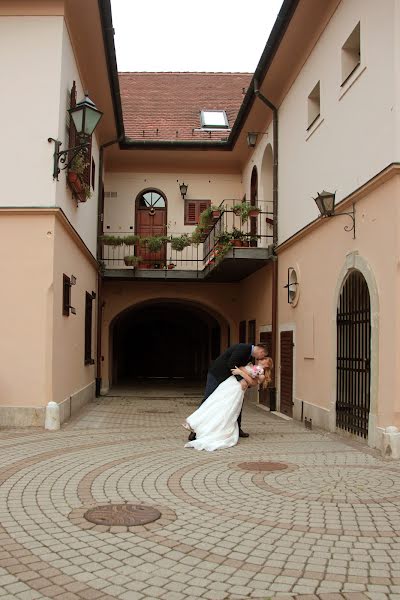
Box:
(183, 343), (272, 452)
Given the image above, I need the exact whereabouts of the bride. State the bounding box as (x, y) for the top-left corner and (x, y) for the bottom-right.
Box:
(183, 357), (272, 452)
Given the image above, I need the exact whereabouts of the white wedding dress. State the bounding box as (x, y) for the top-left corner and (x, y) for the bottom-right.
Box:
(184, 374), (246, 452)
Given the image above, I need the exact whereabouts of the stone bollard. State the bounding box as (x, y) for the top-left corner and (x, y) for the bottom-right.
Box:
(45, 401), (60, 431)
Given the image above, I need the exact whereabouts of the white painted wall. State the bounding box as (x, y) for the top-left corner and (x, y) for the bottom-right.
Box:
(103, 172), (243, 234)
(55, 21), (100, 256)
(0, 16), (63, 207)
(242, 0), (398, 245)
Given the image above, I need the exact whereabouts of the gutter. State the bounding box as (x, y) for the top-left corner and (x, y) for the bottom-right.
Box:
(95, 136), (124, 397)
(98, 0), (299, 150)
(253, 79), (279, 400)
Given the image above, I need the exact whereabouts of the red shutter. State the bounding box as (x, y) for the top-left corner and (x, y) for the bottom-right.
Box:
(199, 200), (210, 216)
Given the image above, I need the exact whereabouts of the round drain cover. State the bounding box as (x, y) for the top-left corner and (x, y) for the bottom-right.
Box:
(84, 503), (161, 526)
(237, 461), (288, 471)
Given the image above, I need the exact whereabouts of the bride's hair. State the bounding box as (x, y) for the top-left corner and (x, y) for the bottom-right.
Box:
(259, 357), (273, 389)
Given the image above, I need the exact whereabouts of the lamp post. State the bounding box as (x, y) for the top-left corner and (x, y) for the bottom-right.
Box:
(313, 190), (356, 238)
(48, 94), (103, 180)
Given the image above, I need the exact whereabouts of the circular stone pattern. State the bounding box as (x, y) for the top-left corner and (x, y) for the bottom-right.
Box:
(84, 503), (161, 526)
(237, 461), (288, 471)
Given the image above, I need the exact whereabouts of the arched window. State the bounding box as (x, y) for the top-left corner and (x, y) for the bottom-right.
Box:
(138, 190), (166, 209)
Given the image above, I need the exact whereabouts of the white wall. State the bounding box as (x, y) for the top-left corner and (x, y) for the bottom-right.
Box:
(103, 172), (243, 234)
(55, 21), (100, 256)
(0, 16), (63, 207)
(250, 0), (397, 244)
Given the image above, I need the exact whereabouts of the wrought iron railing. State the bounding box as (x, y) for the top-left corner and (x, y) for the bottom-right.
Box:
(100, 199), (273, 272)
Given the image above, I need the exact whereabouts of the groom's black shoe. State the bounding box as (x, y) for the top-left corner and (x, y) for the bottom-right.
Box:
(188, 431), (196, 441)
(239, 429), (249, 438)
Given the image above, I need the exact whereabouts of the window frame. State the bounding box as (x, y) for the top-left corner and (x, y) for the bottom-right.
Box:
(184, 199), (211, 225)
(200, 110), (229, 129)
(307, 81), (321, 131)
(341, 22), (361, 87)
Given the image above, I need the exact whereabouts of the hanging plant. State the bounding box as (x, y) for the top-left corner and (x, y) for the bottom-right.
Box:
(122, 235), (139, 246)
(99, 235), (124, 247)
(170, 234), (191, 251)
(141, 236), (166, 253)
(68, 151), (91, 202)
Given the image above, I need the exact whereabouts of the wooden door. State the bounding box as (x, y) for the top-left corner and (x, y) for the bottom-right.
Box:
(259, 331), (272, 407)
(136, 190), (167, 265)
(280, 330), (293, 417)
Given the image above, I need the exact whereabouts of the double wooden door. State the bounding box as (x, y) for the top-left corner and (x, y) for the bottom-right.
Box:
(136, 190), (167, 265)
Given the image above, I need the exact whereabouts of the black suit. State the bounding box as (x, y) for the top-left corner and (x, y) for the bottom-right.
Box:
(202, 343), (253, 429)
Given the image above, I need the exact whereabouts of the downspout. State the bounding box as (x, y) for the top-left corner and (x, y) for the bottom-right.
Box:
(95, 136), (123, 397)
(254, 80), (279, 403)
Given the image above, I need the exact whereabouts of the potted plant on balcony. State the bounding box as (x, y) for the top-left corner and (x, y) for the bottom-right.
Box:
(99, 235), (124, 247)
(123, 255), (142, 268)
(140, 236), (166, 253)
(211, 205), (223, 220)
(122, 234), (139, 246)
(232, 202), (261, 223)
(167, 262), (176, 270)
(191, 226), (207, 245)
(67, 152), (91, 202)
(230, 227), (245, 247)
(170, 234), (191, 251)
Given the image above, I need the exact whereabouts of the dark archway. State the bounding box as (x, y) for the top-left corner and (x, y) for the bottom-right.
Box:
(111, 301), (221, 385)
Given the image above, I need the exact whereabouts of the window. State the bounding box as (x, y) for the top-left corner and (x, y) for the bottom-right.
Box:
(84, 292), (95, 365)
(184, 199), (211, 225)
(239, 320), (246, 343)
(307, 81), (320, 130)
(63, 275), (71, 316)
(200, 110), (229, 129)
(248, 320), (256, 345)
(341, 22), (361, 85)
(138, 190), (166, 208)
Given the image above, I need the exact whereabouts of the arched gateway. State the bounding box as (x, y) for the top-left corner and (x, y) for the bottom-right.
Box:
(110, 300), (224, 385)
(336, 270), (371, 438)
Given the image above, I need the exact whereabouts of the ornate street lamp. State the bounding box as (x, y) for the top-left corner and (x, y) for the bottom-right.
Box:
(48, 94), (103, 180)
(313, 190), (356, 238)
(179, 182), (188, 199)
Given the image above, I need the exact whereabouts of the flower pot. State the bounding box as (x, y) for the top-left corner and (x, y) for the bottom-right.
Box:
(232, 239), (243, 247)
(241, 241), (250, 247)
(212, 210), (221, 220)
(168, 264), (175, 270)
(67, 171), (87, 203)
(249, 209), (260, 218)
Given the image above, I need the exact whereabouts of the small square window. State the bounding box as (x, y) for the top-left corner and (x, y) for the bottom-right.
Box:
(200, 110), (229, 129)
(307, 81), (320, 130)
(341, 22), (361, 85)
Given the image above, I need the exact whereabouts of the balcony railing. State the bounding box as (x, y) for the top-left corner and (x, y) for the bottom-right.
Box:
(100, 199), (273, 275)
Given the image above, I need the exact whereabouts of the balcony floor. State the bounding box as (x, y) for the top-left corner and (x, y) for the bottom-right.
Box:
(104, 247), (273, 282)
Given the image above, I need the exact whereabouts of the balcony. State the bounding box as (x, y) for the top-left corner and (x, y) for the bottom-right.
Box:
(100, 200), (274, 282)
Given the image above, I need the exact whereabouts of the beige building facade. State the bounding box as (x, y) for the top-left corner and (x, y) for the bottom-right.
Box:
(1, 0), (399, 457)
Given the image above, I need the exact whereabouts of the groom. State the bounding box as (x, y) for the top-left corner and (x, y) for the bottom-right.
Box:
(188, 342), (267, 441)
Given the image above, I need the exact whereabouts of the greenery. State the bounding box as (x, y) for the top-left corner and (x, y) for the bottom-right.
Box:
(170, 234), (191, 251)
(69, 151), (91, 200)
(122, 234), (139, 245)
(232, 201), (261, 223)
(190, 226), (206, 245)
(99, 235), (124, 246)
(140, 236), (167, 253)
(124, 255), (142, 267)
(97, 260), (106, 274)
(230, 226), (245, 241)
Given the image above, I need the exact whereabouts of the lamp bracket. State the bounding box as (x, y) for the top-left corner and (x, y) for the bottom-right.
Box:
(48, 138), (90, 180)
(330, 203), (356, 239)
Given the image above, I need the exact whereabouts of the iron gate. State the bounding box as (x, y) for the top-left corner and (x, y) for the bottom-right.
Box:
(336, 270), (371, 438)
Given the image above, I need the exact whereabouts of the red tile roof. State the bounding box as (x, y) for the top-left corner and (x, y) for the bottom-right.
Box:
(119, 72), (252, 142)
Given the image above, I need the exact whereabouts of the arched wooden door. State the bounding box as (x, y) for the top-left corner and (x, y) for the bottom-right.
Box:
(135, 189), (167, 266)
(250, 166), (258, 245)
(336, 270), (371, 438)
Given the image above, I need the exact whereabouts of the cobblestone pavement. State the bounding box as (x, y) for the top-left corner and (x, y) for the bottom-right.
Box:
(0, 394), (400, 600)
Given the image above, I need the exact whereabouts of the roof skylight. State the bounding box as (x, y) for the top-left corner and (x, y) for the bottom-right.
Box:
(200, 110), (229, 129)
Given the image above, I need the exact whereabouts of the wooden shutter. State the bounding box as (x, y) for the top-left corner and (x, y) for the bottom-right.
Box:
(248, 320), (256, 344)
(84, 292), (94, 365)
(184, 199), (211, 225)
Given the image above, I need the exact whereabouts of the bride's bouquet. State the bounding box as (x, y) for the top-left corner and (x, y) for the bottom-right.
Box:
(249, 364), (264, 378)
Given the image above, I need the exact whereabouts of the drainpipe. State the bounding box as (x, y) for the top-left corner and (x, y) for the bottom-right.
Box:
(254, 80), (279, 403)
(95, 136), (123, 397)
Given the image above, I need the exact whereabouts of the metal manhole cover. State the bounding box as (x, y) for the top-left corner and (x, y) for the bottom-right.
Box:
(84, 503), (161, 526)
(237, 461), (288, 471)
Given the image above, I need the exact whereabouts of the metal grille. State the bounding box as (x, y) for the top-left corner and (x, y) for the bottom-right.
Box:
(336, 270), (371, 438)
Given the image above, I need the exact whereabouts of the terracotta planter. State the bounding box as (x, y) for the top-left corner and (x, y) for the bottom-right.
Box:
(249, 209), (260, 218)
(231, 239), (243, 247)
(168, 264), (175, 270)
(241, 241), (250, 247)
(67, 171), (87, 203)
(212, 210), (221, 219)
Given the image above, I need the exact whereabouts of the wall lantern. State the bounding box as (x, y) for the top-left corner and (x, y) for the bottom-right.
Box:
(284, 267), (299, 304)
(48, 94), (103, 180)
(313, 190), (356, 238)
(246, 131), (268, 148)
(179, 182), (188, 199)
(247, 132), (258, 147)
